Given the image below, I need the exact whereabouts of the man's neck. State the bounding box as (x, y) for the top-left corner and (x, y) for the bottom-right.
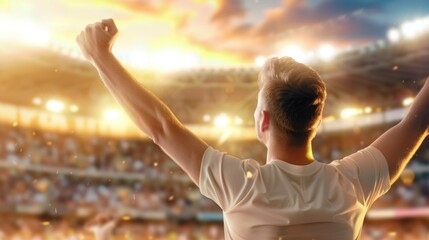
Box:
(266, 134), (315, 165)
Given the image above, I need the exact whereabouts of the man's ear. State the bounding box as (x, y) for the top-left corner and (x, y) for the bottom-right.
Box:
(260, 110), (270, 132)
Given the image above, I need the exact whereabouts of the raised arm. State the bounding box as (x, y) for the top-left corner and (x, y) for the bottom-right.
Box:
(76, 19), (208, 185)
(371, 77), (429, 184)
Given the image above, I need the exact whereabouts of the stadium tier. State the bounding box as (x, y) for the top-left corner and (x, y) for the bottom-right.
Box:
(1, 117), (429, 239)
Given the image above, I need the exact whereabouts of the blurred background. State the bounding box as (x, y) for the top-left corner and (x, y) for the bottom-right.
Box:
(0, 0), (429, 239)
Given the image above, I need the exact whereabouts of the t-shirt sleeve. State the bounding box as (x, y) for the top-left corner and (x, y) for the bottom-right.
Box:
(199, 146), (259, 211)
(338, 146), (391, 206)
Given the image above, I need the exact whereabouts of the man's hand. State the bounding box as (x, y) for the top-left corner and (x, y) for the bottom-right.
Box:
(76, 19), (118, 62)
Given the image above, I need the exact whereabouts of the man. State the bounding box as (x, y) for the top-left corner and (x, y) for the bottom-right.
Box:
(76, 19), (429, 239)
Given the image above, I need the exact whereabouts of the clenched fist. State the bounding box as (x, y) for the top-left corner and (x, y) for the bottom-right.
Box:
(76, 19), (118, 62)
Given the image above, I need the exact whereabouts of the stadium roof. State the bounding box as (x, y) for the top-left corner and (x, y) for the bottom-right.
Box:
(0, 31), (428, 125)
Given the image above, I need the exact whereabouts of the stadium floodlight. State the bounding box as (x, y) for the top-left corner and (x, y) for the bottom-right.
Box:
(401, 21), (419, 39)
(60, 47), (72, 56)
(128, 48), (149, 69)
(317, 44), (337, 61)
(234, 117), (243, 125)
(214, 113), (229, 127)
(32, 97), (42, 105)
(280, 45), (307, 63)
(203, 114), (211, 122)
(69, 50), (81, 59)
(306, 51), (315, 61)
(423, 17), (429, 30)
(103, 109), (121, 121)
(255, 56), (266, 67)
(5, 16), (51, 47)
(387, 28), (401, 42)
(181, 53), (200, 69)
(46, 100), (64, 113)
(340, 108), (362, 119)
(411, 17), (429, 36)
(26, 25), (50, 47)
(402, 97), (414, 106)
(151, 49), (200, 71)
(70, 105), (79, 113)
(0, 15), (12, 41)
(395, 16), (429, 41)
(363, 106), (372, 114)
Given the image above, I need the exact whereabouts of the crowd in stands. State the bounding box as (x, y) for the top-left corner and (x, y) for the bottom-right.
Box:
(1, 121), (429, 238)
(362, 219), (429, 239)
(0, 216), (429, 239)
(0, 217), (225, 240)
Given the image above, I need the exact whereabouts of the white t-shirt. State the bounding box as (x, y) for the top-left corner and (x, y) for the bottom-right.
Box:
(199, 146), (391, 240)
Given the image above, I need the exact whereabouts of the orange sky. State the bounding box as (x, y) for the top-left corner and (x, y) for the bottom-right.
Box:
(1, 0), (428, 70)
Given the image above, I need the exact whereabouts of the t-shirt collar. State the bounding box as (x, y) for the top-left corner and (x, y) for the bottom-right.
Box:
(269, 159), (322, 175)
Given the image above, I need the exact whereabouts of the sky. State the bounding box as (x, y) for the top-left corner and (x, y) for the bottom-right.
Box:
(1, 0), (429, 69)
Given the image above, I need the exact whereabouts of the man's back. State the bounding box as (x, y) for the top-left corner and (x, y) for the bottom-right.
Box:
(200, 146), (391, 240)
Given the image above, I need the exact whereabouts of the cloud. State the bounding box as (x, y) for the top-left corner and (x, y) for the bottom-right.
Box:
(210, 0), (246, 23)
(179, 0), (393, 63)
(314, 0), (383, 18)
(321, 17), (388, 44)
(190, 0), (390, 63)
(173, 13), (190, 32)
(109, 0), (173, 15)
(252, 0), (384, 40)
(185, 32), (258, 61)
(23, 0), (411, 66)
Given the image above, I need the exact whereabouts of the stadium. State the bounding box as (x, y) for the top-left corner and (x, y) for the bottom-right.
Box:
(1, 1), (429, 239)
